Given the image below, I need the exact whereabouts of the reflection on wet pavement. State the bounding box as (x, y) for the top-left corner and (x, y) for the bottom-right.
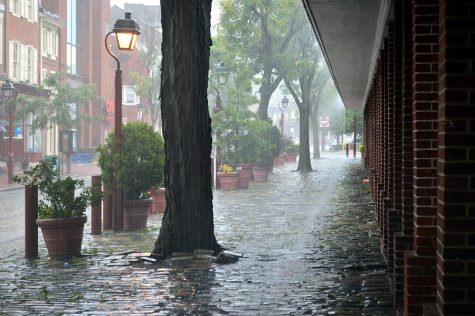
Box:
(0, 152), (398, 315)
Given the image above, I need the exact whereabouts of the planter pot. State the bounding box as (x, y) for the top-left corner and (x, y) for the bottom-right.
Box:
(124, 199), (151, 231)
(217, 172), (239, 190)
(252, 166), (269, 182)
(273, 155), (285, 166)
(36, 216), (87, 259)
(150, 187), (166, 214)
(284, 153), (298, 163)
(238, 164), (252, 189)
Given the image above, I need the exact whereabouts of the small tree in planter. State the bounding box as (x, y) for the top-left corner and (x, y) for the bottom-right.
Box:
(283, 137), (299, 162)
(97, 122), (164, 230)
(212, 107), (256, 189)
(244, 119), (276, 182)
(13, 157), (103, 259)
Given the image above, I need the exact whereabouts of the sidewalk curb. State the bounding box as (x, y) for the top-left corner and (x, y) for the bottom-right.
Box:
(0, 185), (23, 192)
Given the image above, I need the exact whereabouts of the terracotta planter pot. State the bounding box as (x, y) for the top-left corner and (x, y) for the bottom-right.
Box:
(124, 199), (151, 231)
(150, 187), (166, 214)
(217, 172), (239, 190)
(238, 164), (252, 189)
(36, 216), (87, 259)
(284, 153), (298, 162)
(273, 155), (285, 166)
(252, 166), (269, 182)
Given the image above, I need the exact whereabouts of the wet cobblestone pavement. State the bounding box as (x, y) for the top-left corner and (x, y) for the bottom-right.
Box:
(0, 152), (399, 315)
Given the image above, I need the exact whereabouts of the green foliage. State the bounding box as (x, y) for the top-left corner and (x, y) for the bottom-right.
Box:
(212, 107), (278, 167)
(282, 138), (299, 153)
(242, 118), (276, 167)
(130, 21), (162, 128)
(12, 157), (103, 219)
(212, 107), (255, 165)
(344, 109), (364, 137)
(97, 122), (164, 200)
(15, 72), (97, 130)
(217, 0), (302, 118)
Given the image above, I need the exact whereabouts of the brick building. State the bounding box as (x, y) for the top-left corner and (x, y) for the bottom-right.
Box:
(303, 0), (475, 314)
(0, 0), (147, 171)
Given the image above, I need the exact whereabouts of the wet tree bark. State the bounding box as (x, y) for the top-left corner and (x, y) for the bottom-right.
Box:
(152, 0), (220, 258)
(310, 111), (320, 159)
(297, 105), (312, 172)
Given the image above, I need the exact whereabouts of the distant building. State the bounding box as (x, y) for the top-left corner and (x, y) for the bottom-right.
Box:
(0, 0), (113, 168)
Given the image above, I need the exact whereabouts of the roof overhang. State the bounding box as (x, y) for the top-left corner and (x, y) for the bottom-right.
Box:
(302, 0), (392, 109)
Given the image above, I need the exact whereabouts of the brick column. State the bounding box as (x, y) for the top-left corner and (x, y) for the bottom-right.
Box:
(437, 1), (475, 314)
(390, 0), (404, 302)
(386, 21), (398, 274)
(404, 0), (439, 314)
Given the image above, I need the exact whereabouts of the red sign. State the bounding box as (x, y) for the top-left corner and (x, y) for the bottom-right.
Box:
(105, 101), (114, 122)
(319, 116), (330, 128)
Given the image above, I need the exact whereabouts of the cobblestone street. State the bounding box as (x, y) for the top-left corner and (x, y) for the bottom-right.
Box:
(0, 152), (398, 315)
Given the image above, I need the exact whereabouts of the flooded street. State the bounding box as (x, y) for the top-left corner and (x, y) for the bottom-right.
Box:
(0, 152), (398, 315)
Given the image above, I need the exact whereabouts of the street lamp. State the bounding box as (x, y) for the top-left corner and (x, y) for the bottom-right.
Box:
(278, 95), (289, 137)
(105, 12), (140, 231)
(2, 80), (15, 184)
(211, 62), (229, 188)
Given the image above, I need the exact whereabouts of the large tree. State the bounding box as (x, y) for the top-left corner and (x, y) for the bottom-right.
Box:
(219, 0), (301, 120)
(282, 23), (326, 172)
(152, 0), (220, 258)
(309, 75), (331, 158)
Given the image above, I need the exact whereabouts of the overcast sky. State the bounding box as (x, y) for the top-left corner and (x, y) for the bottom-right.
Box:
(110, 0), (221, 31)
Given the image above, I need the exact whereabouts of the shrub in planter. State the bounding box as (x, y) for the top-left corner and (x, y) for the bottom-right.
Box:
(282, 138), (299, 162)
(97, 122), (164, 230)
(13, 157), (102, 258)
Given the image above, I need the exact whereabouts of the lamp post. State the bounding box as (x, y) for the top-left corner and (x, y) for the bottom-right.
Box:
(212, 62), (229, 188)
(277, 96), (289, 137)
(105, 12), (140, 232)
(1, 80), (15, 184)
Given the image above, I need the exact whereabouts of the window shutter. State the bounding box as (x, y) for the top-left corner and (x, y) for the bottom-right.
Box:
(54, 31), (58, 60)
(32, 48), (38, 84)
(33, 0), (38, 22)
(9, 0), (13, 14)
(8, 41), (14, 80)
(21, 44), (28, 82)
(19, 0), (24, 17)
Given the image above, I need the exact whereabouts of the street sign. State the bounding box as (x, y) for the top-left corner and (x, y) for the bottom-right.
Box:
(319, 116), (329, 128)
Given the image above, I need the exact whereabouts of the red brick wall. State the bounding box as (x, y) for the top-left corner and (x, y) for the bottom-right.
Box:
(404, 0), (440, 314)
(437, 0), (475, 314)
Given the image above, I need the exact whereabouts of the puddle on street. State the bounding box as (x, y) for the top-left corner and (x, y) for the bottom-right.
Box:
(0, 152), (398, 315)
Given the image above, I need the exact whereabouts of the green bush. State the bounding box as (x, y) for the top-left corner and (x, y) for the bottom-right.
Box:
(282, 137), (299, 154)
(243, 118), (276, 167)
(97, 122), (165, 200)
(13, 157), (103, 219)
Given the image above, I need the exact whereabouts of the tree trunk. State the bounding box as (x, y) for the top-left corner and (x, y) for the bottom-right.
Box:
(152, 0), (220, 258)
(297, 105), (312, 172)
(310, 114), (320, 158)
(257, 87), (272, 120)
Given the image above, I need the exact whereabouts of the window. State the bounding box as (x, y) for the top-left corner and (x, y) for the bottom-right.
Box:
(26, 113), (42, 153)
(9, 41), (37, 84)
(123, 85), (139, 104)
(10, 0), (37, 22)
(42, 25), (58, 60)
(12, 42), (19, 80)
(67, 0), (82, 75)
